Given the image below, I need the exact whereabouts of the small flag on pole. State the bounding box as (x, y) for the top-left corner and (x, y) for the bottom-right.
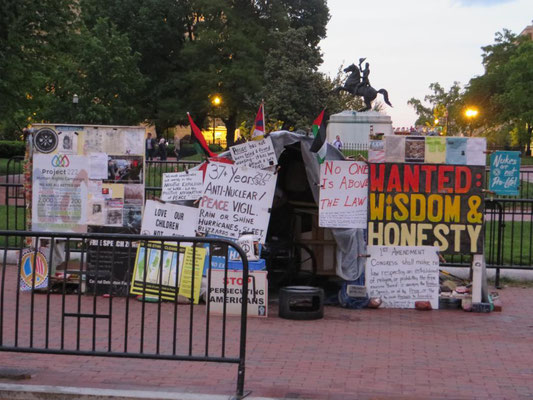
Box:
(310, 110), (327, 164)
(187, 112), (215, 158)
(251, 103), (265, 141)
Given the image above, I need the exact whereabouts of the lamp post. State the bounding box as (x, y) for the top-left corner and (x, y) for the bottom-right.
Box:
(211, 95), (221, 145)
(464, 107), (479, 137)
(72, 94), (79, 123)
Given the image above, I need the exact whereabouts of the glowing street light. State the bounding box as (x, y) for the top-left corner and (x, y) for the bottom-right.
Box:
(464, 107), (479, 136)
(211, 95), (222, 144)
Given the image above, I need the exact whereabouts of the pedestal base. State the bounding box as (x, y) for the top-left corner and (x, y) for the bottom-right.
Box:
(327, 110), (393, 146)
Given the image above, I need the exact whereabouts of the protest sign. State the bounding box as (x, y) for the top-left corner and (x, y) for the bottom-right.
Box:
(130, 242), (200, 301)
(489, 151), (521, 196)
(161, 170), (204, 202)
(208, 270), (268, 317)
(229, 136), (277, 169)
(32, 154), (88, 232)
(366, 245), (439, 309)
(86, 226), (138, 295)
(178, 246), (207, 304)
(19, 249), (49, 292)
(198, 162), (277, 243)
(368, 163), (484, 254)
(141, 200), (199, 237)
(319, 161), (368, 228)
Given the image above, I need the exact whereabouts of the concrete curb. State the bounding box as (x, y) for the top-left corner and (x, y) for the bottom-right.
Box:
(0, 384), (282, 400)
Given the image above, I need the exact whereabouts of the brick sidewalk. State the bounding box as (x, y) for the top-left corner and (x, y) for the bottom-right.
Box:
(1, 264), (533, 399)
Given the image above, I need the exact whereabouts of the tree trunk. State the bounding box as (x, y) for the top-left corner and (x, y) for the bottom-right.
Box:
(223, 113), (237, 148)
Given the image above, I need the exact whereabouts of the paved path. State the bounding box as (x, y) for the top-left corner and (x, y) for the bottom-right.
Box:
(1, 263), (533, 399)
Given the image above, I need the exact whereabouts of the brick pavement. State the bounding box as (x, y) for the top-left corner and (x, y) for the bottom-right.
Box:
(1, 263), (533, 400)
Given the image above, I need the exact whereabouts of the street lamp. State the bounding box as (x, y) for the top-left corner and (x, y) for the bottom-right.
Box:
(464, 107), (479, 136)
(72, 94), (79, 123)
(211, 95), (222, 144)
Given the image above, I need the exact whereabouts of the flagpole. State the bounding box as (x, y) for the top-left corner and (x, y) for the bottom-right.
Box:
(261, 99), (265, 135)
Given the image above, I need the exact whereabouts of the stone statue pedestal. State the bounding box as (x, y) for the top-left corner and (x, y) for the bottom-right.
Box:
(327, 110), (393, 146)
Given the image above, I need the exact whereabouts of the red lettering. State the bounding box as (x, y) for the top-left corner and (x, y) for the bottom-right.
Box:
(386, 164), (402, 192)
(370, 164), (385, 191)
(403, 164), (419, 192)
(437, 166), (454, 193)
(324, 161), (334, 175)
(421, 165), (437, 193)
(455, 166), (472, 193)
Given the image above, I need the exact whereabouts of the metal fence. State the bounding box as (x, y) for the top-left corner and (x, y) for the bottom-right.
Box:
(0, 231), (250, 399)
(145, 160), (201, 199)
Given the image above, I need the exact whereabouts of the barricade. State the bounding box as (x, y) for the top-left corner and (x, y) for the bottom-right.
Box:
(0, 231), (250, 399)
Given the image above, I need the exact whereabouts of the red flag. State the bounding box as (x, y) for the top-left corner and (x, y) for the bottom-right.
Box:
(187, 112), (215, 157)
(251, 103), (265, 140)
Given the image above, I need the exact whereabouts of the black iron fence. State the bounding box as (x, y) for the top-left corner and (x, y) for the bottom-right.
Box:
(2, 158), (532, 273)
(0, 231), (250, 398)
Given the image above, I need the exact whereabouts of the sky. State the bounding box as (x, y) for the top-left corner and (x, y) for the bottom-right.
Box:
(319, 0), (533, 128)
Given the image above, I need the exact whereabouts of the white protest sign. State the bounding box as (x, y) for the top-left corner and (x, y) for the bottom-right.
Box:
(208, 270), (268, 317)
(366, 245), (440, 309)
(319, 160), (368, 228)
(32, 154), (88, 232)
(229, 137), (277, 170)
(141, 200), (199, 237)
(160, 170), (204, 202)
(198, 162), (277, 243)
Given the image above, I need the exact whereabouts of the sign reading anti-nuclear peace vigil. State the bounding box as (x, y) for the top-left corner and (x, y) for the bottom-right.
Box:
(368, 163), (484, 254)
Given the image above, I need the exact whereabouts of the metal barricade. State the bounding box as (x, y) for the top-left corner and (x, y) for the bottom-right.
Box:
(0, 231), (250, 399)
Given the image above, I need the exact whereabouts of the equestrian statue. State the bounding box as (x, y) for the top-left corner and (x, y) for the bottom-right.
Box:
(332, 58), (392, 112)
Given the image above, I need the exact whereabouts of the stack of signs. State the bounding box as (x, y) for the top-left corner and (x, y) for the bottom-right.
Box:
(369, 136), (486, 254)
(197, 162), (277, 243)
(366, 245), (440, 309)
(318, 161), (368, 228)
(489, 151), (521, 196)
(130, 242), (206, 303)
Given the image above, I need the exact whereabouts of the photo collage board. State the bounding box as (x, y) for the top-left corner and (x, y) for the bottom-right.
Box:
(30, 124), (145, 234)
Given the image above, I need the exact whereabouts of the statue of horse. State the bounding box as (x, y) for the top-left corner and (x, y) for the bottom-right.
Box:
(332, 63), (392, 112)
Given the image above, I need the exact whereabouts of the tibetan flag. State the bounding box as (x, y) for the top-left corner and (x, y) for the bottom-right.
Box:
(251, 103), (265, 141)
(187, 113), (215, 158)
(310, 110), (327, 164)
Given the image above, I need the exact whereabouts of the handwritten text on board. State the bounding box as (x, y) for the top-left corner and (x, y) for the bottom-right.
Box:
(366, 245), (439, 309)
(229, 137), (277, 170)
(198, 162), (277, 243)
(161, 170), (204, 201)
(319, 161), (368, 228)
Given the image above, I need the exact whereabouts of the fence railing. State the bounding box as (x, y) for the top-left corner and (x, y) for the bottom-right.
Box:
(0, 231), (249, 398)
(145, 160), (201, 199)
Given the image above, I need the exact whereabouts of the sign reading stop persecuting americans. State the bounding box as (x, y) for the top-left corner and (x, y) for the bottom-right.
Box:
(197, 162), (277, 243)
(319, 161), (368, 228)
(368, 163), (484, 254)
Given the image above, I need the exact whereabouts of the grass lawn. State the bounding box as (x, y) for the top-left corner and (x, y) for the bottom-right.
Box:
(485, 220), (532, 266)
(0, 205), (26, 247)
(0, 158), (23, 176)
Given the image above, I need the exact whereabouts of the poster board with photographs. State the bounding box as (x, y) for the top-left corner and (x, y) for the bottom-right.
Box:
(30, 124), (145, 233)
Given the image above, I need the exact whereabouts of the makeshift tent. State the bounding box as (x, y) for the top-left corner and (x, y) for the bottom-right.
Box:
(196, 130), (367, 282)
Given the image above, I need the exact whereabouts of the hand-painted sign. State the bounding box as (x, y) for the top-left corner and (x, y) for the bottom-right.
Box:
(368, 163), (484, 254)
(141, 200), (199, 237)
(366, 245), (440, 309)
(160, 170), (204, 202)
(489, 151), (521, 196)
(319, 160), (368, 228)
(198, 162), (277, 243)
(229, 136), (277, 170)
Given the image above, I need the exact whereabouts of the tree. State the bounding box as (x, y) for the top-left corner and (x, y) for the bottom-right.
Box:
(464, 29), (533, 152)
(408, 82), (464, 135)
(0, 0), (76, 138)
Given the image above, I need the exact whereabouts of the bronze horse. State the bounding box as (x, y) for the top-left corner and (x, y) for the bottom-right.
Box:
(333, 63), (392, 112)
